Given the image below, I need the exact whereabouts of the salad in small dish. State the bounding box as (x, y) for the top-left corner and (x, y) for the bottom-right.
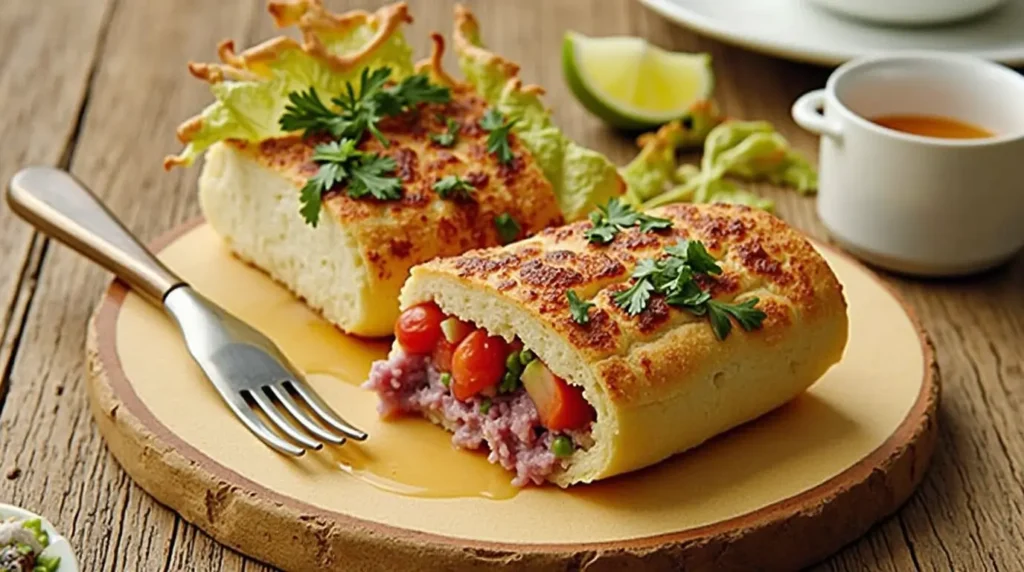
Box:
(0, 504), (77, 572)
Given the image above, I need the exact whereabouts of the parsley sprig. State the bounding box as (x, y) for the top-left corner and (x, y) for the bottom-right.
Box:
(567, 290), (595, 325)
(480, 108), (517, 164)
(280, 68), (451, 147)
(585, 198), (673, 244)
(298, 140), (402, 226)
(432, 175), (475, 201)
(431, 116), (460, 147)
(279, 67), (451, 225)
(494, 212), (521, 244)
(612, 239), (767, 340)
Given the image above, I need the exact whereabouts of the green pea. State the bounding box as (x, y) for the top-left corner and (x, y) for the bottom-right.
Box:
(439, 372), (451, 387)
(36, 554), (61, 572)
(505, 352), (523, 374)
(499, 372), (517, 393)
(519, 349), (535, 365)
(551, 435), (574, 458)
(479, 398), (492, 414)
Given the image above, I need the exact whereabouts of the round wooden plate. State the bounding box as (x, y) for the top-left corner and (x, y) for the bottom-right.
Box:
(86, 219), (939, 572)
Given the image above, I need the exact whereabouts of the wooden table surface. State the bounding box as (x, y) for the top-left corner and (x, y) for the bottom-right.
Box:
(1, 0), (1021, 570)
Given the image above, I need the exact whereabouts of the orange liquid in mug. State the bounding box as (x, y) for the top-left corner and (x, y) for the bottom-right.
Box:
(871, 114), (993, 139)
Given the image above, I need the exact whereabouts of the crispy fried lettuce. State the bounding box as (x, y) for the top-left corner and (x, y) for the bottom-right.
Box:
(452, 6), (624, 221)
(164, 1), (415, 169)
(626, 119), (817, 212)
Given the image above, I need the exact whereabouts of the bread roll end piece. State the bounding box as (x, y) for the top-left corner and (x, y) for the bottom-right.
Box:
(198, 142), (394, 337)
(398, 203), (848, 487)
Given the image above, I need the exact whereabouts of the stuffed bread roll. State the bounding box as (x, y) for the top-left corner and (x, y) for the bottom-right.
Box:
(364, 202), (848, 487)
(164, 1), (631, 337)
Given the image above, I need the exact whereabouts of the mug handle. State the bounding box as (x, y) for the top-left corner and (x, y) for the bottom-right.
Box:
(792, 89), (842, 140)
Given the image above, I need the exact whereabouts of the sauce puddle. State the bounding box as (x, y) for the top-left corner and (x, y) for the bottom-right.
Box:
(192, 266), (519, 500)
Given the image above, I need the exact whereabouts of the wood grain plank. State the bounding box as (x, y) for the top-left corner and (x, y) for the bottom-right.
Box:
(0, 0), (115, 404)
(0, 0), (263, 570)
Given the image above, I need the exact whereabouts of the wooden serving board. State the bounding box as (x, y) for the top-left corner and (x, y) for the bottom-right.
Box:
(85, 219), (939, 572)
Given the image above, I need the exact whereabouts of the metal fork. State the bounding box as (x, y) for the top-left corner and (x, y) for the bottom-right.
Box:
(7, 166), (367, 456)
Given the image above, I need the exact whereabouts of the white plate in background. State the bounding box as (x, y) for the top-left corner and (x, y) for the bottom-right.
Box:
(638, 0), (1024, 66)
(0, 503), (79, 571)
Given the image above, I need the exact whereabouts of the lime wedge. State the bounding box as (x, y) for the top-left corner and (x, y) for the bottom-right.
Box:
(562, 31), (714, 130)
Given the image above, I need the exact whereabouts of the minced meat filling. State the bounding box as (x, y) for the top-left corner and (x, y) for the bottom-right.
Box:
(364, 351), (594, 486)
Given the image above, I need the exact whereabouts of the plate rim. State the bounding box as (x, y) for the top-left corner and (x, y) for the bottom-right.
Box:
(84, 216), (941, 571)
(638, 0), (1024, 66)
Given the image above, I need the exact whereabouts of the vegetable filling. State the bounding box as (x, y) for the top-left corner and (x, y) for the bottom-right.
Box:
(0, 517), (60, 572)
(364, 302), (596, 486)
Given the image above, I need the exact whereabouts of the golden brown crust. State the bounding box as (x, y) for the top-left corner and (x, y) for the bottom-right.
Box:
(413, 203), (847, 405)
(230, 86), (562, 293)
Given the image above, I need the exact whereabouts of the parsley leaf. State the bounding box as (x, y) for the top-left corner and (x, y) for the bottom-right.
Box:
(347, 154), (402, 200)
(480, 108), (517, 164)
(432, 175), (475, 201)
(431, 117), (460, 147)
(388, 74), (452, 107)
(494, 212), (521, 244)
(584, 198), (673, 244)
(280, 88), (348, 138)
(614, 280), (654, 316)
(282, 67), (452, 148)
(706, 298), (766, 340)
(567, 290), (595, 325)
(610, 238), (766, 339)
(297, 141), (401, 225)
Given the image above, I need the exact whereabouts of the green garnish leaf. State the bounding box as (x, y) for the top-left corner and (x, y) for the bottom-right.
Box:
(584, 198), (673, 245)
(480, 108), (517, 164)
(665, 239), (722, 275)
(567, 290), (595, 325)
(613, 279), (654, 317)
(388, 73), (452, 107)
(707, 298), (767, 340)
(439, 372), (451, 387)
(431, 117), (460, 147)
(432, 175), (475, 201)
(279, 87), (347, 137)
(479, 397), (492, 414)
(611, 238), (766, 339)
(347, 154), (402, 200)
(494, 212), (520, 244)
(298, 140), (401, 226)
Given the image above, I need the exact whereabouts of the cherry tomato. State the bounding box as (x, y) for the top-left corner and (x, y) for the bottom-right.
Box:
(431, 338), (457, 372)
(451, 330), (508, 400)
(395, 302), (445, 354)
(537, 376), (594, 431)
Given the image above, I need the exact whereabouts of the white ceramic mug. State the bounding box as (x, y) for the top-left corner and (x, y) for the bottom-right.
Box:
(792, 51), (1024, 277)
(806, 0), (1005, 26)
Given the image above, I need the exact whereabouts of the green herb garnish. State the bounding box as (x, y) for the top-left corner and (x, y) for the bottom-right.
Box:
(280, 68), (451, 147)
(480, 108), (517, 164)
(439, 372), (451, 387)
(299, 140), (402, 226)
(567, 290), (594, 325)
(585, 198), (673, 244)
(494, 212), (520, 244)
(431, 116), (460, 147)
(281, 68), (451, 225)
(613, 239), (767, 340)
(479, 397), (492, 414)
(432, 175), (475, 201)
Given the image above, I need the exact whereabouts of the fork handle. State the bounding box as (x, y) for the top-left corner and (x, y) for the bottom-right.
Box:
(6, 166), (185, 304)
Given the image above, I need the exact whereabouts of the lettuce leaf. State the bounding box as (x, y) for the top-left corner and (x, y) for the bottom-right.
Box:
(627, 119), (817, 211)
(452, 6), (623, 221)
(165, 2), (415, 169)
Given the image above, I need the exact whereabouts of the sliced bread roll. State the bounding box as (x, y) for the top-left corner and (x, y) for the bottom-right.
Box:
(369, 203), (848, 486)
